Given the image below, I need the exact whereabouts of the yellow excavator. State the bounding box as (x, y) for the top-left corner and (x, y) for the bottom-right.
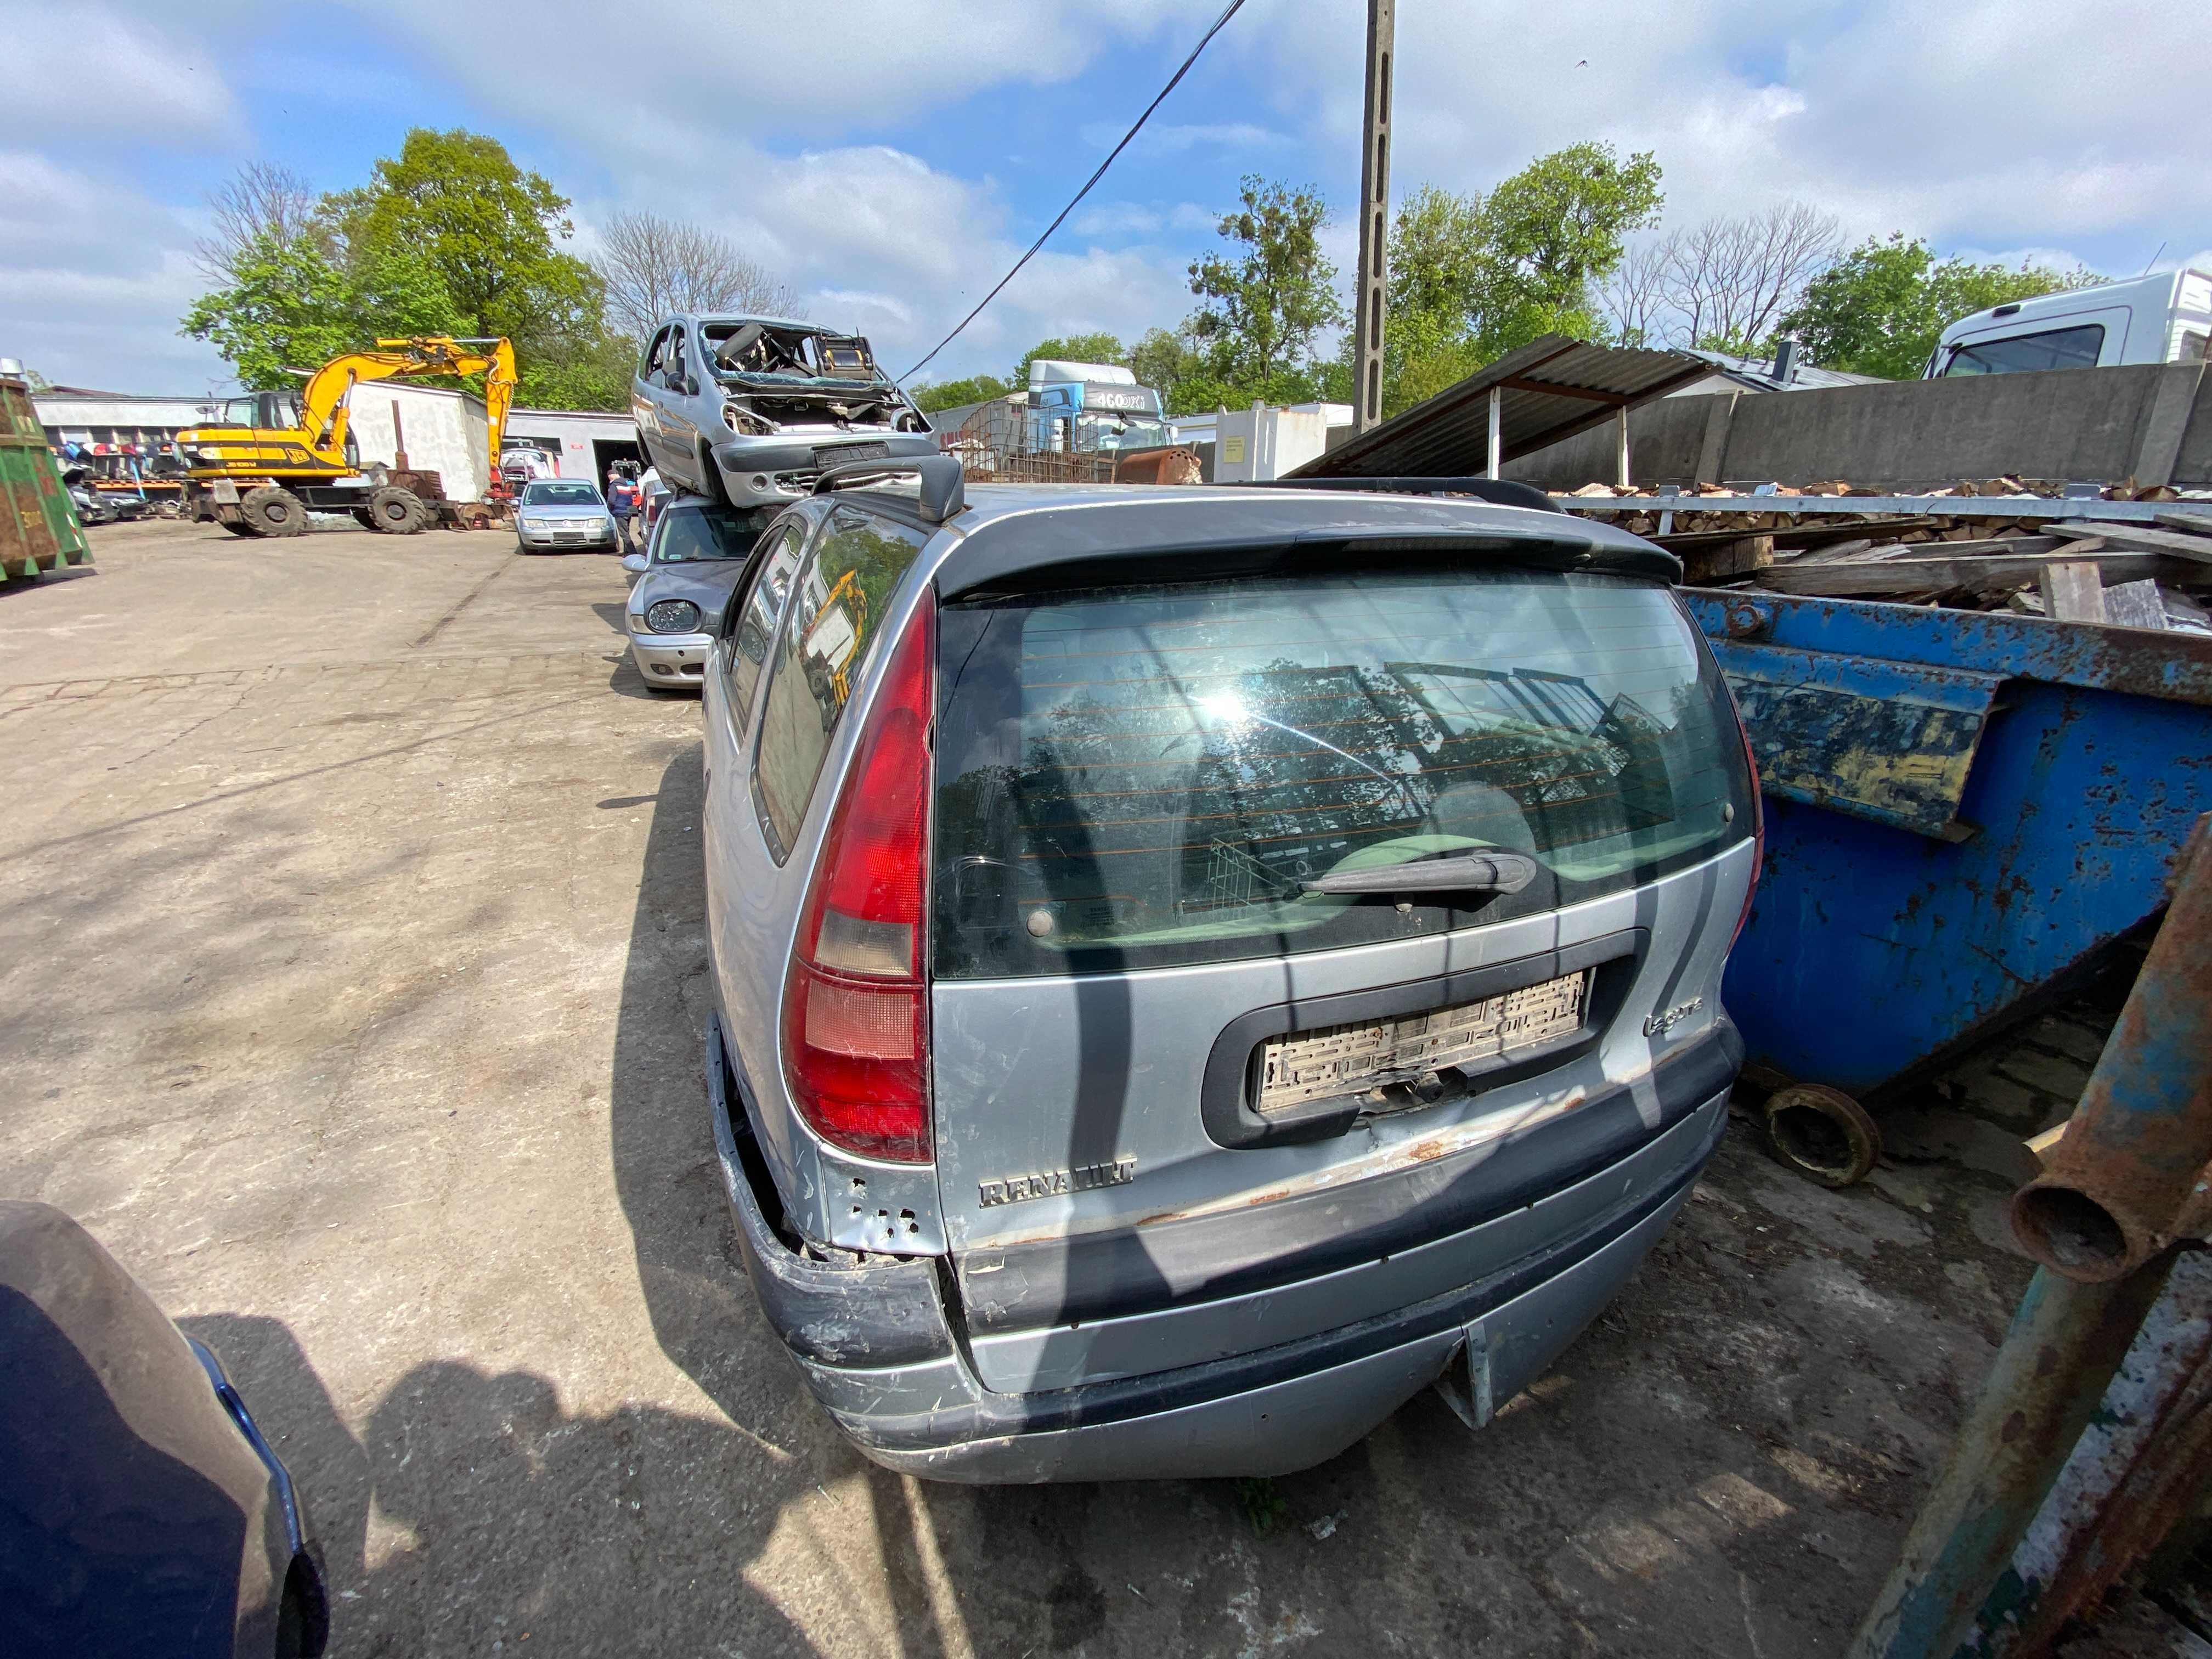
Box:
(176, 336), (517, 537)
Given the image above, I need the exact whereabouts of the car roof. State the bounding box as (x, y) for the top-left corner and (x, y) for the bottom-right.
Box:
(690, 313), (824, 334)
(823, 481), (1680, 594)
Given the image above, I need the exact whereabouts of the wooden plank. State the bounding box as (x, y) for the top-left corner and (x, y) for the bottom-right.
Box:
(2155, 510), (2212, 537)
(1759, 550), (2185, 596)
(1680, 534), (1773, 584)
(2102, 579), (2169, 630)
(2041, 561), (2108, 623)
(2068, 520), (2212, 563)
(1866, 534), (2067, 561)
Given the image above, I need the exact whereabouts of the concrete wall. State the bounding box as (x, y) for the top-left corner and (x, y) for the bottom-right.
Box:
(1504, 362), (2212, 491)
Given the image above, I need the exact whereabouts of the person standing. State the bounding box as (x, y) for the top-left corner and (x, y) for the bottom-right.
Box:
(607, 467), (641, 554)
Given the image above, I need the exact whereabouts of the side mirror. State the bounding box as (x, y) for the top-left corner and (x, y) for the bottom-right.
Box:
(621, 553), (648, 575)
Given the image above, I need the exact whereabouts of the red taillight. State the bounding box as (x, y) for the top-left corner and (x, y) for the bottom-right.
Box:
(782, 591), (935, 1163)
(1728, 688), (1765, 950)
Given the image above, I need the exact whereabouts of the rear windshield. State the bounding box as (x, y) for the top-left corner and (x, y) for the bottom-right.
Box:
(933, 569), (1753, 979)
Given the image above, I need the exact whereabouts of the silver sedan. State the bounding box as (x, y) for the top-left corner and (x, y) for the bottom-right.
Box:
(622, 496), (770, 693)
(515, 478), (619, 554)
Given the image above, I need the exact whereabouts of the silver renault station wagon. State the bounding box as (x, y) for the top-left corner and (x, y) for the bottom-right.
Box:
(699, 458), (1761, 1483)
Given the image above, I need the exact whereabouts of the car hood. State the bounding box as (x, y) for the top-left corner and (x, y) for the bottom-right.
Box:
(630, 560), (752, 628)
(521, 502), (610, 517)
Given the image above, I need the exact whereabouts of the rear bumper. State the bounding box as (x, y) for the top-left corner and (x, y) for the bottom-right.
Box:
(707, 1014), (1734, 1483)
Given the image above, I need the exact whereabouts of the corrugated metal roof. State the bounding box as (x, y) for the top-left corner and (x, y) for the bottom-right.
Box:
(1286, 334), (1712, 479)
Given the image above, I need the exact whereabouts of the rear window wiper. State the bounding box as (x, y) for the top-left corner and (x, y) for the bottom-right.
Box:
(1300, 851), (1537, 896)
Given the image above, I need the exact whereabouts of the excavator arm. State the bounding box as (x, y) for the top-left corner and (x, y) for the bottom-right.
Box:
(299, 336), (520, 469)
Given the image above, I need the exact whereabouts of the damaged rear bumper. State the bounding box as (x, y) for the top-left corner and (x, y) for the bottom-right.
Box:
(706, 1013), (1730, 1484)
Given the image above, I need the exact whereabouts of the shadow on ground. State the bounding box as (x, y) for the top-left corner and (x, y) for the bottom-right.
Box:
(183, 1311), (818, 1657)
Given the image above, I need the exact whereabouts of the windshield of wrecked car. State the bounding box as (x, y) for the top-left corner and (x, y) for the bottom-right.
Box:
(654, 506), (767, 563)
(522, 482), (602, 506)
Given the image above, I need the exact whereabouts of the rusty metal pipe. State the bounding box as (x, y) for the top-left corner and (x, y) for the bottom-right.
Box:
(2011, 816), (2212, 1282)
(1847, 1260), (2174, 1659)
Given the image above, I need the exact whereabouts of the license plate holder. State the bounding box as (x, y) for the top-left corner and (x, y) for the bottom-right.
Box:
(1256, 969), (1589, 1117)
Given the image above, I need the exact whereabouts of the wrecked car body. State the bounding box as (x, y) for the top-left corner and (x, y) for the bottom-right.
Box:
(699, 464), (1760, 1483)
(630, 314), (936, 511)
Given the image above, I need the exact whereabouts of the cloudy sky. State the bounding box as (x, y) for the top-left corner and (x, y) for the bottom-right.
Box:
(3, 0), (2207, 396)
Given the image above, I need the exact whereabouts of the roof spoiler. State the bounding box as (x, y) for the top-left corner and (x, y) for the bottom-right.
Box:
(812, 455), (966, 524)
(1254, 475), (1563, 514)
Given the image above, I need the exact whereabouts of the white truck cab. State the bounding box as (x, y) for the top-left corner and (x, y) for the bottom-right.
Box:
(1927, 269), (2211, 377)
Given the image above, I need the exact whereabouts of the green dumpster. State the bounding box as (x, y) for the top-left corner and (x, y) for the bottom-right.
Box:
(1, 369), (88, 582)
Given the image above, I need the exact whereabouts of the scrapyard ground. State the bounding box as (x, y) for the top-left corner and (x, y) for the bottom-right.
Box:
(0, 518), (2148, 1656)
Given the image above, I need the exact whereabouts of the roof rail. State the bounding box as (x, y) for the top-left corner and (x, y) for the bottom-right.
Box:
(812, 454), (966, 524)
(1255, 476), (1562, 514)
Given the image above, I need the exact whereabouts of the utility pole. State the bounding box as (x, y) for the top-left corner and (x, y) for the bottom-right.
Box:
(1350, 0), (1395, 435)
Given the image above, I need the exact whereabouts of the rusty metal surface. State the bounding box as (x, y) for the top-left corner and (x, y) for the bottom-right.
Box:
(1567, 492), (2193, 524)
(1709, 637), (2006, 838)
(1109, 445), (1203, 485)
(1684, 590), (2212, 1101)
(1285, 335), (1711, 481)
(1970, 1250), (2212, 1654)
(1849, 1260), (2176, 1659)
(2013, 818), (2212, 1282)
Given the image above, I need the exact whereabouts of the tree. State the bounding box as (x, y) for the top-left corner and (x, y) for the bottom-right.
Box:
(1599, 238), (1671, 348)
(180, 229), (460, 391)
(1477, 143), (1663, 325)
(1653, 203), (1841, 356)
(194, 161), (325, 284)
(1185, 177), (1344, 403)
(911, 374), (1012, 414)
(323, 128), (600, 345)
(1781, 234), (2104, 379)
(1377, 145), (1662, 414)
(594, 210), (802, 341)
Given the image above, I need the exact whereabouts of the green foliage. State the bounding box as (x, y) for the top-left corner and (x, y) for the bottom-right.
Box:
(911, 374), (1012, 414)
(1781, 234), (2105, 380)
(1379, 145), (1663, 415)
(180, 230), (461, 391)
(518, 332), (639, 412)
(181, 128), (632, 411)
(1009, 334), (1127, 388)
(1128, 326), (1241, 416)
(1184, 176), (1344, 404)
(324, 128), (597, 342)
(1232, 1477), (1288, 1535)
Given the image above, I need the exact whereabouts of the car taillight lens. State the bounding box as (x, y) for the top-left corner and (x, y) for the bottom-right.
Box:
(1728, 685), (1765, 950)
(782, 591), (935, 1163)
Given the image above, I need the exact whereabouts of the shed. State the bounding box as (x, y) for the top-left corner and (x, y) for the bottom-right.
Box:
(1285, 335), (1711, 484)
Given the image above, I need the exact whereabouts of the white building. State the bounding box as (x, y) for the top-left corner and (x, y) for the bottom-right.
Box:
(500, 407), (642, 484)
(1167, 401), (1355, 482)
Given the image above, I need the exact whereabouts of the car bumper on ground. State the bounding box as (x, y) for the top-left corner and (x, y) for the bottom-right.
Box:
(706, 1013), (1737, 1485)
(628, 629), (710, 689)
(708, 433), (940, 509)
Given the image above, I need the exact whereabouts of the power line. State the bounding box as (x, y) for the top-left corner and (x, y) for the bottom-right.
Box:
(896, 0), (1246, 385)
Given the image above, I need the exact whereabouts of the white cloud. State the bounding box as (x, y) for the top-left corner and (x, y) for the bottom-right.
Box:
(1076, 119), (1284, 155)
(0, 7), (240, 146)
(0, 153), (229, 391)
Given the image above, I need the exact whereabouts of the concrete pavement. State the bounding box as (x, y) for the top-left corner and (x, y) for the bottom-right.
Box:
(0, 518), (2081, 1656)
